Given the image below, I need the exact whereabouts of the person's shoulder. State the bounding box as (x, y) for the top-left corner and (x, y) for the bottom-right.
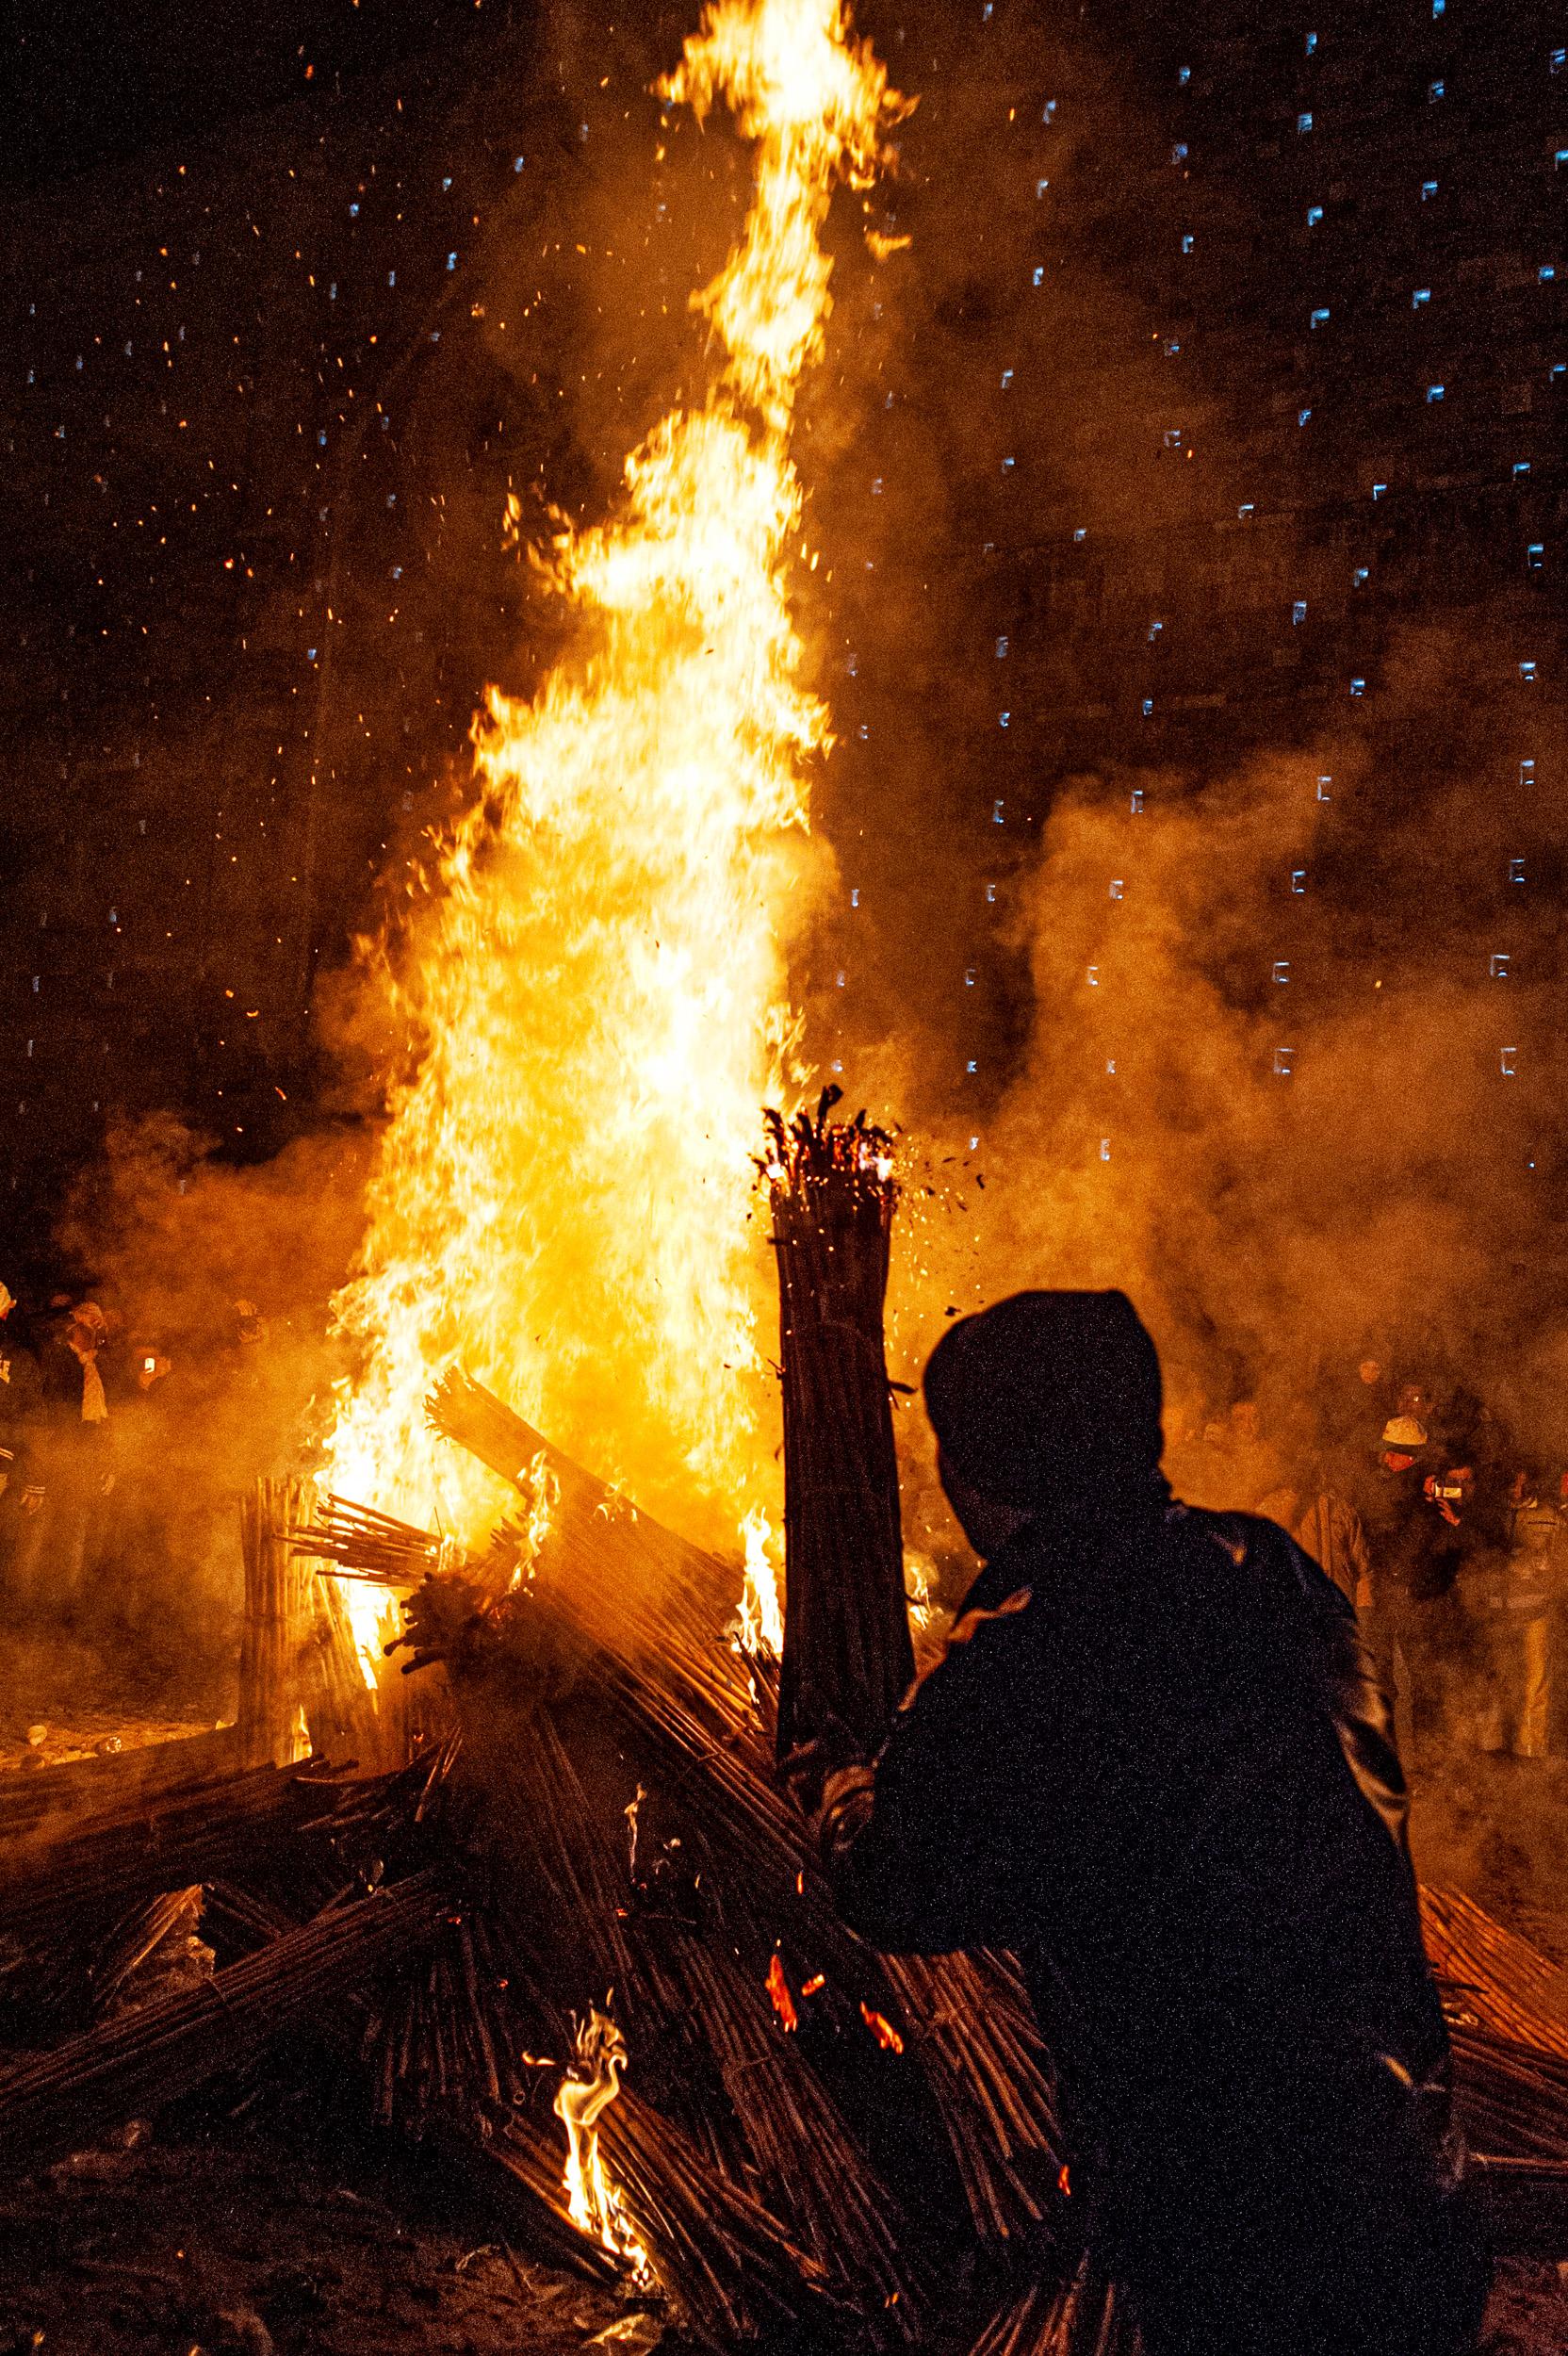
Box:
(1168, 1501), (1346, 1606)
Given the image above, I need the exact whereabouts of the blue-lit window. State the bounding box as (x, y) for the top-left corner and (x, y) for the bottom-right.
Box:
(1298, 111), (1314, 132)
(1311, 306), (1330, 327)
(1527, 544), (1544, 567)
(1429, 79), (1445, 101)
(1293, 599), (1308, 623)
(1182, 234), (1195, 254)
(1513, 459), (1532, 475)
(1307, 204), (1324, 225)
(1298, 406), (1313, 425)
(1413, 287), (1431, 307)
(1427, 383), (1445, 401)
(1422, 179), (1438, 200)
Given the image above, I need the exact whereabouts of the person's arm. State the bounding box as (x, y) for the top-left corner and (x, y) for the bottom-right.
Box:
(804, 1584), (1041, 1955)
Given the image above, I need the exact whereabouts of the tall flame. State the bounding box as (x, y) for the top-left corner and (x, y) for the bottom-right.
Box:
(322, 1), (908, 1601)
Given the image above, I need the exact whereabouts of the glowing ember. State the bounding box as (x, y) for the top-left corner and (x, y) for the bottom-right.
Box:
(321, 0), (909, 1670)
(766, 1952), (800, 2032)
(859, 2002), (904, 2053)
(553, 2007), (655, 2282)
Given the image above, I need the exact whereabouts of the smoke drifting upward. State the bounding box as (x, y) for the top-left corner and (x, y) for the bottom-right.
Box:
(776, 4), (1568, 1473)
(972, 628), (1568, 1448)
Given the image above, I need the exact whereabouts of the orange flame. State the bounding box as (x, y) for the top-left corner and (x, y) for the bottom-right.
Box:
(767, 1952), (800, 2032)
(859, 2002), (904, 2053)
(321, 1), (907, 1646)
(553, 2007), (655, 2282)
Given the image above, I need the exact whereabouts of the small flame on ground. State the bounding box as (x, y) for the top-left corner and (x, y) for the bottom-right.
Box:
(553, 2008), (655, 2282)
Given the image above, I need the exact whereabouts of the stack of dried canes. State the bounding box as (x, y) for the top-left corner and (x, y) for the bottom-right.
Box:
(764, 1087), (913, 1762)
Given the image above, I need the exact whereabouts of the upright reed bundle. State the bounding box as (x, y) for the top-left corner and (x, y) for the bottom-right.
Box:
(765, 1088), (913, 1760)
(237, 1478), (318, 1768)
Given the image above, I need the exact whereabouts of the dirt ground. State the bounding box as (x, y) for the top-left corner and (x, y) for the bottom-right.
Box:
(0, 2110), (1563, 2356)
(0, 1635), (227, 1773)
(0, 2112), (665, 2356)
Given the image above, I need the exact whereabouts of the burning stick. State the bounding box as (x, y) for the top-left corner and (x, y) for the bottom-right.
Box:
(764, 1087), (913, 1760)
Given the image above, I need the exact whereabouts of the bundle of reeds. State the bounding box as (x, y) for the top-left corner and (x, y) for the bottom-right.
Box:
(0, 1871), (450, 2172)
(764, 1088), (913, 1761)
(238, 1477), (318, 1768)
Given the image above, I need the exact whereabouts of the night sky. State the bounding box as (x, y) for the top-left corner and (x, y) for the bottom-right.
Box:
(3, 0), (1566, 1423)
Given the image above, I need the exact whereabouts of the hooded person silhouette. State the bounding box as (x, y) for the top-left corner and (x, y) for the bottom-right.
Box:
(800, 1289), (1489, 2356)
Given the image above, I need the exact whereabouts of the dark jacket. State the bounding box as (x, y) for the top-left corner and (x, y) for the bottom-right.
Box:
(814, 1497), (1482, 2354)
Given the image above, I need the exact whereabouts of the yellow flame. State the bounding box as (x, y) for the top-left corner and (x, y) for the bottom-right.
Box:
(904, 1547), (939, 1640)
(323, 1), (906, 1602)
(510, 1448), (561, 1591)
(736, 1501), (785, 1655)
(553, 2008), (655, 2283)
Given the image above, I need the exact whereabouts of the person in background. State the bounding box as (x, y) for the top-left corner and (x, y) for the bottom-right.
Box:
(1463, 1465), (1562, 1760)
(0, 1284), (44, 1584)
(1356, 1417), (1456, 1759)
(11, 1298), (117, 1624)
(796, 1290), (1487, 2356)
(1255, 1466), (1372, 1610)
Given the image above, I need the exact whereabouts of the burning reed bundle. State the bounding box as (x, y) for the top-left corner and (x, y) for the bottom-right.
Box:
(764, 1088), (912, 1761)
(298, 1462), (1063, 2340)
